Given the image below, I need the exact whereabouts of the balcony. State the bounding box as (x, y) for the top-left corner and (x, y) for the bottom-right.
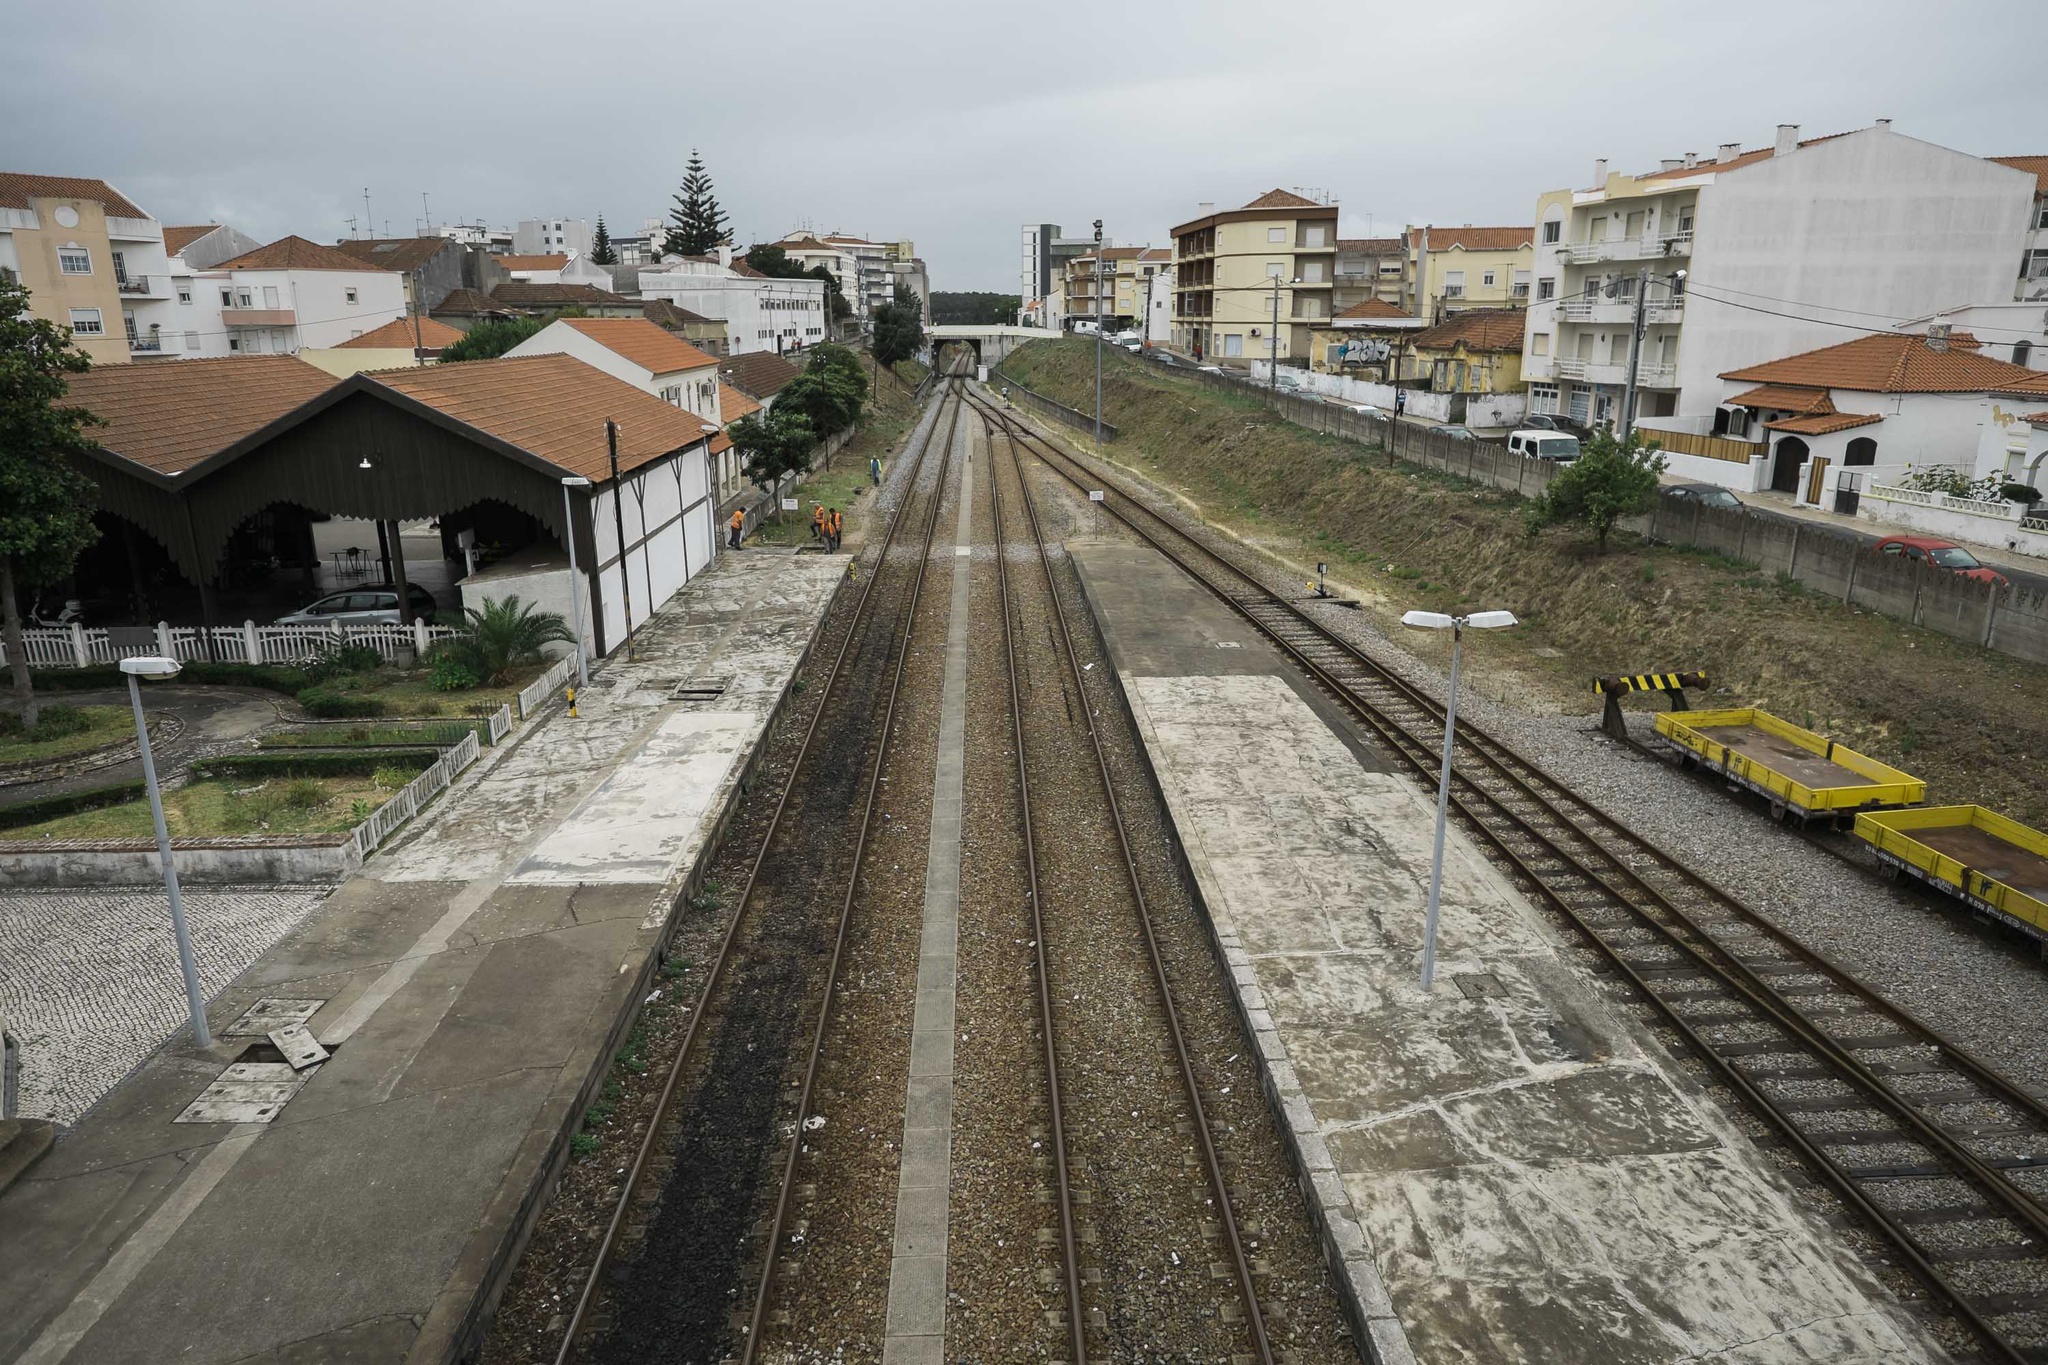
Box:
(221, 307), (297, 327)
(127, 334), (164, 354)
(1555, 358), (1677, 387)
(1557, 230), (1692, 264)
(1559, 296), (1684, 324)
(105, 216), (163, 242)
(115, 273), (171, 298)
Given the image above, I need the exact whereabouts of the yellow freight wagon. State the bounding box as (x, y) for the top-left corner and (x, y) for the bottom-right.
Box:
(1652, 707), (1926, 827)
(1856, 806), (2048, 942)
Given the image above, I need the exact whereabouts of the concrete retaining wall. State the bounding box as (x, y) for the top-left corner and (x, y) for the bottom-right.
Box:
(0, 836), (359, 887)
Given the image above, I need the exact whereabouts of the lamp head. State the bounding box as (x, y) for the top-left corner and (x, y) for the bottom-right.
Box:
(1464, 610), (1519, 630)
(1401, 610), (1456, 630)
(561, 475), (592, 489)
(119, 655), (182, 681)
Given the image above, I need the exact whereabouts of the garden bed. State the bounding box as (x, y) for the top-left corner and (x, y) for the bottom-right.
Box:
(0, 705), (135, 766)
(1, 771), (406, 842)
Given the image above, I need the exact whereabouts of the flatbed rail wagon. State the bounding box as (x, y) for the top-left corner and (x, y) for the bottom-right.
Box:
(1856, 805), (2048, 943)
(1652, 707), (1925, 827)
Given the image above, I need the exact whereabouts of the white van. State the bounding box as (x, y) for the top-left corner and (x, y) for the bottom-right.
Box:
(1507, 430), (1581, 462)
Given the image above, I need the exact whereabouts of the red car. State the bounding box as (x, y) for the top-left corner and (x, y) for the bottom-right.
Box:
(1872, 535), (2009, 586)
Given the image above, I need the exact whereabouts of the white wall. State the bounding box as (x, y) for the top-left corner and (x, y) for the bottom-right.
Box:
(222, 266), (406, 352)
(588, 442), (716, 652)
(460, 559), (591, 659)
(637, 269), (825, 356)
(506, 322), (721, 422)
(1856, 488), (2048, 558)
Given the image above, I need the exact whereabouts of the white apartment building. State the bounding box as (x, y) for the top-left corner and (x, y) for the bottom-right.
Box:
(637, 250), (826, 356)
(161, 235), (406, 358)
(1991, 157), (2048, 300)
(513, 217), (592, 258)
(1519, 122), (2035, 434)
(507, 316), (722, 424)
(774, 234), (866, 317)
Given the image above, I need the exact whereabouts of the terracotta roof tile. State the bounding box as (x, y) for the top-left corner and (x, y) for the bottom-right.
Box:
(558, 317), (717, 375)
(1338, 237), (1404, 254)
(163, 225), (219, 255)
(1242, 189), (1325, 210)
(332, 237), (454, 272)
(65, 356), (336, 475)
(719, 382), (763, 425)
(643, 298), (718, 327)
(1725, 384), (1835, 414)
(2024, 411), (2048, 428)
(430, 288), (509, 317)
(1333, 298), (1417, 323)
(1720, 332), (2048, 394)
(1408, 308), (1526, 353)
(1765, 411), (1884, 435)
(335, 315), (465, 350)
(718, 350), (802, 399)
(1637, 131), (1852, 182)
(1406, 226), (1533, 252)
(0, 173), (147, 219)
(729, 261), (769, 279)
(498, 253), (571, 271)
(489, 282), (632, 307)
(218, 235), (388, 272)
(1990, 155), (2048, 194)
(368, 355), (713, 482)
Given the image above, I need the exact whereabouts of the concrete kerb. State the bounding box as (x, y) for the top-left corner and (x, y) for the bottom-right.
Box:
(1060, 554), (1416, 1364)
(429, 558), (855, 1365)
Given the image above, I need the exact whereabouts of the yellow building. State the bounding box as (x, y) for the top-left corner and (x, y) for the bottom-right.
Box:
(0, 172), (173, 364)
(1172, 190), (1339, 364)
(1404, 226), (1534, 321)
(1398, 308), (1526, 393)
(1062, 246), (1171, 330)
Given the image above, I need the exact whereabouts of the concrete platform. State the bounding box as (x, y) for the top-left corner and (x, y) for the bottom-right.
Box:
(0, 549), (845, 1365)
(1071, 541), (1939, 1365)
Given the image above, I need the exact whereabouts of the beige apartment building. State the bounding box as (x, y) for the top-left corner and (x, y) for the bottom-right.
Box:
(1172, 190), (1339, 364)
(1061, 245), (1171, 330)
(1404, 226), (1535, 321)
(0, 172), (174, 364)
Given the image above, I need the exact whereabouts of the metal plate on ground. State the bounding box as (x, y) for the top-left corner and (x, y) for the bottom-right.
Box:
(174, 1062), (321, 1125)
(1453, 972), (1505, 999)
(225, 999), (324, 1036)
(268, 1024), (330, 1071)
(669, 676), (731, 702)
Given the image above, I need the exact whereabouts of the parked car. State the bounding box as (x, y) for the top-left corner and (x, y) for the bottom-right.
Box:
(1437, 425), (1479, 442)
(276, 583), (440, 626)
(1872, 535), (2008, 586)
(1522, 412), (1592, 439)
(1507, 430), (1582, 462)
(1349, 404), (1387, 419)
(1666, 484), (1744, 510)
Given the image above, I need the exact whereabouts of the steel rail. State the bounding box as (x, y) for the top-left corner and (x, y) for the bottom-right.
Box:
(551, 378), (964, 1365)
(988, 397), (2048, 1362)
(973, 395), (1277, 1365)
(740, 382), (966, 1361)
(981, 400), (1089, 1363)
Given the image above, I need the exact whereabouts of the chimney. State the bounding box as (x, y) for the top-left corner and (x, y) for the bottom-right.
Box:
(1592, 157), (1608, 186)
(1875, 117), (1892, 130)
(1926, 323), (1951, 354)
(1775, 123), (1800, 155)
(716, 244), (733, 267)
(1682, 152), (1699, 169)
(1660, 159), (1682, 172)
(1197, 201), (1214, 217)
(1717, 142), (1743, 164)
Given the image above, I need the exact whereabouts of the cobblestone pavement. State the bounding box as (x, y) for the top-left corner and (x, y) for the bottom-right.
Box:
(0, 883), (330, 1125)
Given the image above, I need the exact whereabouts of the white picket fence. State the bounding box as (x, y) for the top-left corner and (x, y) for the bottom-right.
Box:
(349, 730), (481, 861)
(516, 655), (576, 719)
(487, 703), (513, 745)
(1, 619), (462, 670)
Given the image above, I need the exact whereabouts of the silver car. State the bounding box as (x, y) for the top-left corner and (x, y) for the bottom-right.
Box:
(276, 583), (438, 626)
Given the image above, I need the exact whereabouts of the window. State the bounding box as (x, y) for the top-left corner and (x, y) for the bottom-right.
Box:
(185, 330), (199, 350)
(221, 289), (234, 307)
(1678, 208), (1694, 235)
(263, 286), (280, 308)
(1482, 270), (1496, 287)
(1444, 270), (1465, 298)
(1532, 331), (1549, 356)
(59, 248), (92, 274)
(1301, 225), (1328, 247)
(1266, 261), (1285, 279)
(177, 286), (192, 304)
(1268, 227), (1285, 243)
(237, 291), (253, 308)
(68, 308), (104, 335)
(1300, 260), (1326, 283)
(1378, 261), (1401, 276)
(1512, 269), (1531, 298)
(345, 287), (359, 304)
(1541, 219), (1561, 244)
(1530, 382), (1559, 414)
(2015, 339), (2033, 367)
(2026, 250), (2048, 281)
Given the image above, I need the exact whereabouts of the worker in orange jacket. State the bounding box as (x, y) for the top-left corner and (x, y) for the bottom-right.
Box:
(811, 503), (825, 542)
(728, 507), (744, 549)
(826, 508), (842, 552)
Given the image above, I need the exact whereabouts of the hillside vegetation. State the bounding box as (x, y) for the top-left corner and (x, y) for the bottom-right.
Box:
(999, 339), (2048, 827)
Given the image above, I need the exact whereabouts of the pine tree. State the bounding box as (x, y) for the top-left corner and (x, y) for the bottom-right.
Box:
(589, 215), (617, 265)
(664, 150), (728, 257)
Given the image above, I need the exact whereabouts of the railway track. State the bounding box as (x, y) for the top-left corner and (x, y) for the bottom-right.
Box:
(555, 375), (967, 1364)
(974, 390), (2048, 1363)
(976, 401), (1276, 1362)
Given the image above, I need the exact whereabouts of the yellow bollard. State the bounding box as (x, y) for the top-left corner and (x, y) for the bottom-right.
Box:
(567, 685), (578, 718)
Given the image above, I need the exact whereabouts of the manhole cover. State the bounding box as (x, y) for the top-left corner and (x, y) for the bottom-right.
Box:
(225, 998), (324, 1037)
(1452, 972), (1505, 999)
(670, 677), (731, 702)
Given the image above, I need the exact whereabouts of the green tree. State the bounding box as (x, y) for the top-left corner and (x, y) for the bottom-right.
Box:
(777, 345), (867, 443)
(0, 279), (104, 727)
(664, 150), (728, 257)
(437, 595), (574, 686)
(730, 408), (816, 517)
(589, 216), (617, 265)
(1522, 428), (1667, 554)
(438, 315), (546, 363)
(872, 284), (926, 367)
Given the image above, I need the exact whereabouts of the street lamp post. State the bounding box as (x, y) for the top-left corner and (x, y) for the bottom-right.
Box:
(1092, 218), (1104, 443)
(121, 655), (211, 1048)
(560, 476), (592, 689)
(1399, 609), (1519, 992)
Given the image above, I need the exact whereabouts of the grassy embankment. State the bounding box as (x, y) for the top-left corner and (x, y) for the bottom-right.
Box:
(999, 338), (2048, 827)
(749, 357), (929, 546)
(7, 774), (399, 840)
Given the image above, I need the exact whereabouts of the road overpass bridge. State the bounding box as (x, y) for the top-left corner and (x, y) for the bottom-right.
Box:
(924, 324), (1049, 369)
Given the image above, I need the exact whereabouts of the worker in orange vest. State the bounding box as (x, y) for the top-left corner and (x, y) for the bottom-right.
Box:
(811, 503), (825, 542)
(826, 508), (842, 552)
(728, 507), (744, 549)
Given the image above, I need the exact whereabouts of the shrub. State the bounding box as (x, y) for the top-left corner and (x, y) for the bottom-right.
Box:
(27, 662), (314, 694)
(1901, 465), (2003, 500)
(428, 650), (482, 692)
(441, 596), (573, 686)
(301, 644), (384, 684)
(191, 749), (437, 781)
(371, 765), (415, 790)
(1524, 429), (1667, 554)
(281, 778), (327, 810)
(0, 780), (147, 831)
(2000, 482), (2043, 506)
(297, 686), (385, 719)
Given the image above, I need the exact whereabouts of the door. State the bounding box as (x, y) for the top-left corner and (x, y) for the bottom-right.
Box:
(1804, 455), (1831, 506)
(1568, 388), (1591, 424)
(1771, 437), (1809, 494)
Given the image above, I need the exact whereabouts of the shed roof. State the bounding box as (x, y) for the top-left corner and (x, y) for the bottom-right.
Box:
(64, 356), (338, 475)
(718, 349), (802, 399)
(332, 237), (455, 272)
(1721, 332), (2048, 394)
(1764, 411), (1884, 435)
(163, 225), (220, 255)
(1409, 309), (1526, 353)
(1989, 155), (2048, 194)
(643, 298), (718, 328)
(218, 235), (388, 272)
(430, 288), (509, 317)
(557, 317), (718, 374)
(335, 315), (465, 350)
(719, 382), (763, 425)
(1724, 383), (1834, 414)
(498, 253), (571, 271)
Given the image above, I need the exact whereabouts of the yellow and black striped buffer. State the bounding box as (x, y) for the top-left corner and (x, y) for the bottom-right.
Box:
(1593, 672), (1705, 696)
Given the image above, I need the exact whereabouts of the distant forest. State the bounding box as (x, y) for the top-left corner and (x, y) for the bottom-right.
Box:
(930, 292), (1021, 326)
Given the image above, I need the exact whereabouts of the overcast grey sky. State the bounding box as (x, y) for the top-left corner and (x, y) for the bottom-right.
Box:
(4, 0), (2036, 293)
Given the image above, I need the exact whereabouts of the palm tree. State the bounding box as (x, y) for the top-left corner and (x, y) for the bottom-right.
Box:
(442, 596), (573, 685)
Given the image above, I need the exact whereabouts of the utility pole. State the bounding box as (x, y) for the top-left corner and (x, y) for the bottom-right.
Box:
(1619, 264), (1649, 442)
(1142, 269), (1156, 350)
(1269, 273), (1282, 390)
(1092, 218), (1103, 443)
(408, 267), (426, 365)
(363, 188), (372, 240)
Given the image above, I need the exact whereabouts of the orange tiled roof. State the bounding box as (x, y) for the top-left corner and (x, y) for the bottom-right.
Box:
(2024, 411), (2048, 428)
(218, 235), (387, 272)
(719, 382), (762, 425)
(558, 317), (718, 375)
(489, 282), (632, 307)
(65, 356), (336, 475)
(1333, 298), (1416, 323)
(1725, 383), (1834, 414)
(644, 298), (717, 328)
(1990, 155), (2048, 194)
(335, 316), (464, 350)
(0, 172), (147, 219)
(719, 350), (801, 399)
(1338, 237), (1404, 255)
(1765, 411), (1884, 436)
(1407, 226), (1533, 252)
(1637, 131), (1852, 182)
(1242, 189), (1326, 210)
(163, 225), (219, 255)
(1721, 332), (2048, 395)
(333, 237), (453, 272)
(368, 355), (714, 481)
(498, 253), (571, 271)
(1409, 308), (1525, 354)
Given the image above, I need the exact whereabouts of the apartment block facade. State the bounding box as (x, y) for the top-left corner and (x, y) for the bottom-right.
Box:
(1061, 246), (1171, 331)
(1992, 157), (2048, 299)
(1405, 226), (1534, 320)
(0, 173), (176, 364)
(1171, 190), (1338, 364)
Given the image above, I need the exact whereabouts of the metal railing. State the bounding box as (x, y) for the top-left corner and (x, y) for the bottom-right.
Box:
(1558, 231), (1692, 264)
(349, 730), (480, 861)
(516, 654), (576, 719)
